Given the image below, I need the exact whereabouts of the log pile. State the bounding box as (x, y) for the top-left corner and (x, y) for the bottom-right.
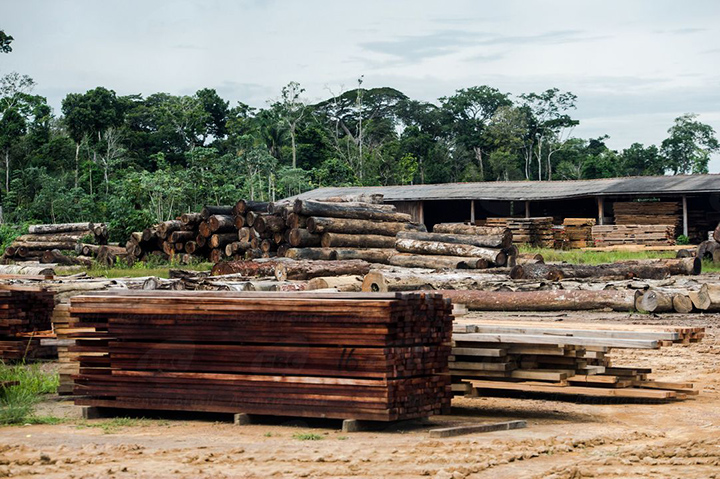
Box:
(70, 291), (452, 422)
(2, 223), (108, 265)
(451, 322), (701, 401)
(592, 224), (676, 246)
(613, 201), (682, 230)
(553, 218), (596, 249)
(485, 217), (554, 247)
(0, 285), (56, 360)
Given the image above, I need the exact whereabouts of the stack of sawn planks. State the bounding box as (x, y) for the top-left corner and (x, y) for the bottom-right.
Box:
(553, 218), (596, 249)
(70, 291), (452, 421)
(485, 217), (554, 248)
(451, 322), (702, 401)
(2, 222), (114, 266)
(592, 225), (676, 247)
(613, 201), (682, 231)
(0, 285), (56, 360)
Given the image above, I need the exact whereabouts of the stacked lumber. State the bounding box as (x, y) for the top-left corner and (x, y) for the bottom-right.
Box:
(451, 322), (701, 401)
(613, 201), (681, 231)
(592, 225), (676, 247)
(70, 291), (452, 421)
(486, 217), (554, 247)
(2, 223), (108, 265)
(558, 218), (596, 249)
(0, 285), (56, 360)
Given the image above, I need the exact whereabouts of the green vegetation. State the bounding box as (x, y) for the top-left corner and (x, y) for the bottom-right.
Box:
(518, 246), (677, 264)
(292, 432), (324, 441)
(0, 361), (59, 425)
(83, 259), (213, 279)
(75, 417), (169, 434)
(0, 33), (717, 241)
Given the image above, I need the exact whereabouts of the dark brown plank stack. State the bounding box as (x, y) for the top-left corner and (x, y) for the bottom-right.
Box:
(485, 217), (554, 247)
(0, 285), (56, 360)
(71, 291), (452, 421)
(613, 201), (681, 230)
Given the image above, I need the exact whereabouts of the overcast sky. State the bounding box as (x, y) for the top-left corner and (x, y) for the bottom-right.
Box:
(3, 0), (720, 171)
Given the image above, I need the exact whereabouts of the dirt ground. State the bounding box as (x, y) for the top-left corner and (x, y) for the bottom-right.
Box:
(2, 311), (720, 479)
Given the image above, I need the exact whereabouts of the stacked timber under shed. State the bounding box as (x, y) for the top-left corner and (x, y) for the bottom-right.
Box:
(70, 291), (452, 421)
(451, 322), (702, 401)
(553, 218), (596, 249)
(485, 217), (554, 248)
(2, 222), (112, 266)
(0, 285), (56, 360)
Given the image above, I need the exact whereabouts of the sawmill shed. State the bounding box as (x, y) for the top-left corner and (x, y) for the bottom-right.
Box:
(293, 174), (720, 242)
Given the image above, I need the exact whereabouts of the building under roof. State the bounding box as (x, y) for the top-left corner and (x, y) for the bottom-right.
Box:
(293, 174), (720, 240)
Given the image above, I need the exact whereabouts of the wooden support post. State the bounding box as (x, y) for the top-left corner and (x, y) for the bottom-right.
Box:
(470, 200), (475, 224)
(598, 198), (605, 225)
(81, 406), (104, 420)
(342, 419), (362, 432)
(525, 200), (530, 219)
(682, 195), (688, 237)
(233, 413), (252, 425)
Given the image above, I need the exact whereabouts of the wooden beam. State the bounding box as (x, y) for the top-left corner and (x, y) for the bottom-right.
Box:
(525, 200), (530, 218)
(470, 200), (475, 224)
(682, 195), (688, 237)
(428, 420), (527, 438)
(454, 333), (660, 349)
(598, 197), (605, 225)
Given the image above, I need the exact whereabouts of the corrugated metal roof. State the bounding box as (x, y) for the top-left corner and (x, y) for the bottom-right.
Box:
(293, 174), (720, 202)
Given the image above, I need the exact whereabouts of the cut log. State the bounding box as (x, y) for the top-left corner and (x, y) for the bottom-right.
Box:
(283, 248), (336, 260)
(387, 253), (488, 270)
(224, 241), (251, 257)
(314, 193), (384, 204)
(433, 289), (637, 312)
(714, 249), (720, 264)
(274, 259), (372, 281)
(394, 238), (506, 266)
(209, 233), (238, 249)
(715, 223), (720, 243)
(169, 231), (196, 243)
(321, 232), (396, 249)
(254, 215), (286, 234)
(294, 200), (411, 222)
(306, 217), (425, 236)
(210, 259), (289, 277)
(157, 220), (183, 239)
(396, 230), (511, 249)
(288, 228), (322, 247)
(285, 213), (307, 229)
(13, 241), (79, 252)
(510, 263), (672, 281)
(696, 240), (719, 260)
(15, 233), (88, 243)
(208, 215), (236, 233)
(433, 224), (509, 237)
(232, 200), (269, 216)
(672, 294), (694, 313)
(362, 270), (510, 293)
(676, 249), (694, 258)
(696, 283), (720, 312)
(617, 258), (701, 275)
(234, 215), (246, 229)
(181, 212), (203, 226)
(307, 275), (364, 292)
(639, 290), (674, 313)
(40, 249), (92, 266)
(201, 205), (234, 219)
(0, 264), (55, 276)
(333, 248), (396, 264)
(28, 223), (96, 234)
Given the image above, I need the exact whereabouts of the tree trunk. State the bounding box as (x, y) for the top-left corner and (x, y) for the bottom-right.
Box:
(168, 231), (196, 243)
(616, 258), (701, 275)
(307, 275), (363, 292)
(394, 238), (506, 265)
(209, 233), (238, 249)
(274, 259), (372, 281)
(696, 240), (718, 260)
(294, 199), (410, 222)
(283, 248), (336, 260)
(180, 212), (203, 226)
(74, 142), (80, 188)
(210, 259), (290, 277)
(432, 224), (509, 237)
(638, 290), (674, 313)
(333, 248), (396, 264)
(288, 228), (321, 247)
(28, 223), (97, 234)
(306, 216), (425, 235)
(362, 270), (510, 292)
(397, 230), (511, 249)
(208, 215), (236, 233)
(695, 283), (720, 312)
(157, 220), (183, 239)
(200, 205), (234, 220)
(321, 232), (396, 249)
(714, 223), (720, 243)
(0, 264), (55, 276)
(254, 215), (286, 234)
(510, 263), (672, 281)
(387, 253), (488, 270)
(434, 289), (636, 312)
(233, 200), (269, 216)
(4, 148), (9, 193)
(40, 249), (92, 266)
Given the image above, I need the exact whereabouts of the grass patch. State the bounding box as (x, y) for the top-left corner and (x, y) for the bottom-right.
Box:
(75, 417), (168, 434)
(292, 432), (324, 441)
(82, 261), (213, 279)
(0, 362), (59, 426)
(519, 246), (677, 265)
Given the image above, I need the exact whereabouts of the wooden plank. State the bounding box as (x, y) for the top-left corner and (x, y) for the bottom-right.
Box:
(428, 420), (527, 438)
(454, 333), (659, 349)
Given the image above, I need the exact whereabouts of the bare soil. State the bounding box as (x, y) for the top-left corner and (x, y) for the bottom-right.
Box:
(1, 311), (720, 478)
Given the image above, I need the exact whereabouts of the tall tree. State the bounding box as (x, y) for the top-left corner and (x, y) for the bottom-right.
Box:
(276, 81), (306, 168)
(0, 107), (26, 192)
(661, 113), (719, 175)
(0, 30), (12, 54)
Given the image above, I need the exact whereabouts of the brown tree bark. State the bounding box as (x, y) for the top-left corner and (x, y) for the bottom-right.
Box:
(274, 259), (372, 281)
(433, 289), (636, 312)
(294, 199), (411, 222)
(321, 232), (397, 249)
(306, 216), (425, 235)
(395, 238), (506, 265)
(396, 230), (511, 249)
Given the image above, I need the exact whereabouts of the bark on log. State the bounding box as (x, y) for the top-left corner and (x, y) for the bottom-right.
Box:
(362, 270), (510, 293)
(672, 294), (694, 313)
(246, 211), (263, 227)
(185, 241), (199, 254)
(13, 241), (78, 252)
(714, 249), (720, 264)
(294, 199), (411, 222)
(16, 233), (88, 243)
(696, 240), (719, 260)
(28, 223), (96, 234)
(314, 193), (384, 204)
(696, 283), (720, 311)
(617, 258), (701, 275)
(274, 259), (372, 281)
(283, 248), (336, 261)
(511, 263), (672, 281)
(286, 213), (308, 229)
(288, 228), (322, 247)
(209, 233), (238, 249)
(307, 275), (363, 292)
(306, 217), (425, 235)
(714, 223), (720, 243)
(321, 232), (397, 249)
(210, 259), (288, 277)
(333, 248), (396, 264)
(169, 231), (196, 243)
(196, 234), (207, 248)
(181, 212), (203, 226)
(198, 222), (212, 238)
(433, 223), (510, 237)
(638, 290), (674, 313)
(209, 249), (224, 263)
(396, 230), (511, 249)
(676, 249), (694, 258)
(387, 253), (488, 270)
(40, 249), (92, 266)
(254, 215), (286, 234)
(0, 264), (55, 276)
(234, 215), (246, 229)
(157, 220), (183, 239)
(225, 241), (251, 257)
(201, 205), (234, 219)
(232, 200), (269, 216)
(208, 215), (236, 233)
(394, 238), (506, 265)
(433, 289), (637, 312)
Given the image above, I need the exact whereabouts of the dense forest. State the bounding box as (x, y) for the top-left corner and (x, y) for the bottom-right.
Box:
(0, 30), (718, 241)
